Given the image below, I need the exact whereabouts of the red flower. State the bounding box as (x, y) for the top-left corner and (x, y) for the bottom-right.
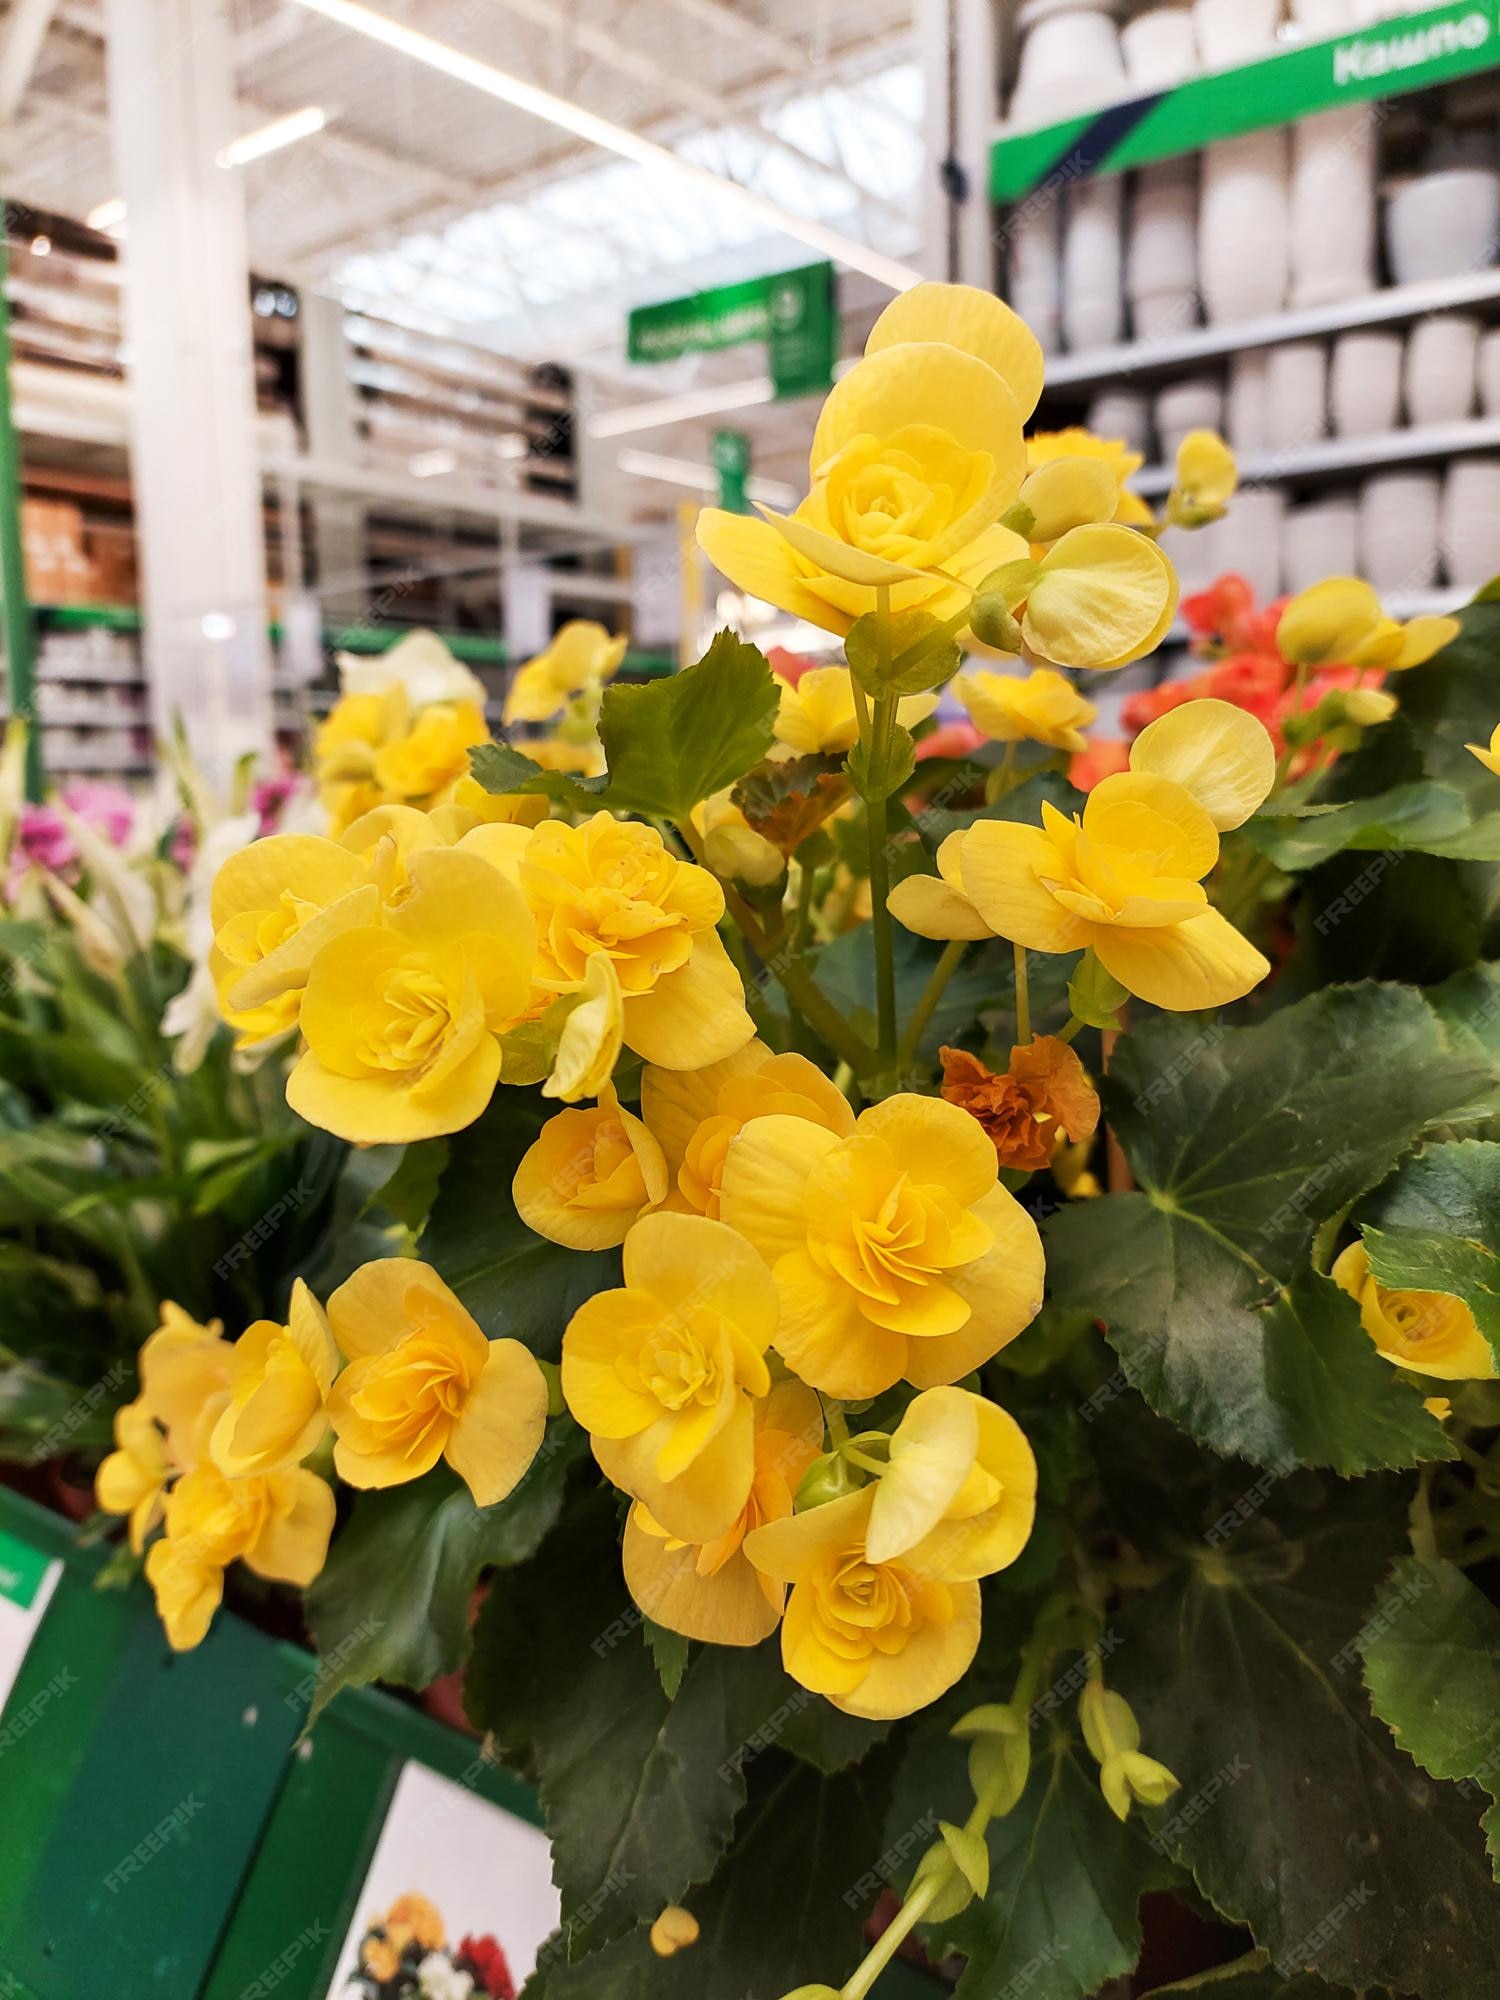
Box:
(1069, 739), (1130, 792)
(767, 646), (816, 688)
(457, 1934), (515, 1999)
(1120, 676), (1200, 734)
(1182, 572), (1256, 642)
(914, 718), (985, 764)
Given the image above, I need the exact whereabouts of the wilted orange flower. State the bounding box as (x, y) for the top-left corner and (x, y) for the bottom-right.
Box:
(941, 1039), (1099, 1172)
(385, 1893), (445, 1950)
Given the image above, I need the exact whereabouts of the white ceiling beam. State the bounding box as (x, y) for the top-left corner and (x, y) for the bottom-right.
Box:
(0, 0), (61, 135)
(289, 18), (911, 271)
(656, 0), (805, 75)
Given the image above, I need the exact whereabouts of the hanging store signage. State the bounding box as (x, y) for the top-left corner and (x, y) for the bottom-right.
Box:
(711, 427), (752, 513)
(627, 262), (837, 400)
(991, 0), (1500, 200)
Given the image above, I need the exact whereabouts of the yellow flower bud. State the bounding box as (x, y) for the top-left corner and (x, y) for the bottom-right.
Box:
(649, 1906), (700, 1958)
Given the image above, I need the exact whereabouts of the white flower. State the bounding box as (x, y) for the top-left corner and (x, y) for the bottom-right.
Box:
(416, 1952), (474, 2000)
(337, 629), (486, 712)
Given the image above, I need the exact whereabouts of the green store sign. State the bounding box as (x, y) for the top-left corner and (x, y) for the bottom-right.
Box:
(991, 0), (1500, 200)
(627, 262), (837, 400)
(0, 1528), (50, 1611)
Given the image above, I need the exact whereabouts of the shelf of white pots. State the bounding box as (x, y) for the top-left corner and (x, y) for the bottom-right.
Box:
(991, 0), (1500, 201)
(1131, 414), (1500, 497)
(1039, 268), (1500, 393)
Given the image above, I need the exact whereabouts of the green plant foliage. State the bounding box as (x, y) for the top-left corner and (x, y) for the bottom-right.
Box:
(1045, 985), (1474, 1468)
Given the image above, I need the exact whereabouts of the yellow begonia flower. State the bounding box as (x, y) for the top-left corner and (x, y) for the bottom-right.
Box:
(955, 667), (1097, 753)
(1128, 698), (1277, 831)
(1342, 687), (1399, 728)
(1467, 725), (1500, 777)
(865, 1387), (1037, 1579)
(959, 773), (1269, 1012)
(1276, 578), (1381, 667)
(864, 282), (1046, 422)
(503, 621), (628, 726)
(1027, 429), (1154, 528)
(744, 1484), (982, 1720)
(95, 1400), (171, 1553)
(208, 1280), (339, 1479)
(210, 834), (380, 1044)
(444, 772), (550, 832)
(1380, 615), (1461, 670)
(372, 700), (487, 805)
(561, 1211), (777, 1543)
(1017, 457), (1120, 544)
(138, 1303), (231, 1468)
(145, 1462), (335, 1650)
(514, 1080), (668, 1251)
(1332, 1241), (1497, 1382)
(641, 1041), (856, 1219)
(543, 950), (626, 1104)
(623, 1379), (822, 1647)
(773, 667), (938, 758)
(719, 1094), (1044, 1399)
(326, 1259), (548, 1504)
(337, 628), (487, 712)
(315, 688), (400, 833)
(1015, 525), (1179, 672)
(886, 831), (996, 944)
(1170, 430), (1238, 523)
(649, 1907), (701, 1959)
(698, 282), (1034, 637)
(693, 789), (784, 889)
(287, 847), (536, 1143)
(520, 814), (754, 1071)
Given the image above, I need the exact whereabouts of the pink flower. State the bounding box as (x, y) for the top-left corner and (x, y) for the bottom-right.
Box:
(250, 772), (302, 835)
(61, 779), (133, 848)
(16, 803), (75, 875)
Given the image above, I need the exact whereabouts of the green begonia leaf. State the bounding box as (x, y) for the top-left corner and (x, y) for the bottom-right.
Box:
(1361, 1554), (1500, 1878)
(1113, 1475), (1500, 1992)
(1045, 985), (1479, 1469)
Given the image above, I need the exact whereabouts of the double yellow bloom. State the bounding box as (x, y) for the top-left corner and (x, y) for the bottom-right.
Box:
(697, 284), (1175, 669)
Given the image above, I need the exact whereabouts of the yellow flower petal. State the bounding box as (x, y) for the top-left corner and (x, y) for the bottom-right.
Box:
(857, 1093), (999, 1209)
(866, 1386), (979, 1564)
(886, 869), (995, 942)
(619, 929), (756, 1071)
(810, 340), (1027, 503)
(957, 822), (1092, 954)
(1094, 907), (1269, 1011)
(1019, 457), (1121, 542)
(1276, 577), (1383, 667)
(444, 1337), (549, 1506)
(718, 1113), (842, 1268)
(1025, 526), (1179, 672)
(1128, 698), (1277, 831)
(864, 281), (1046, 421)
(905, 1185), (1045, 1388)
(696, 509), (851, 635)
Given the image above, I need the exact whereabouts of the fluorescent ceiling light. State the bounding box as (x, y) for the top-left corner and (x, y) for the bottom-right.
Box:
(218, 104), (328, 167)
(618, 447), (797, 509)
(290, 0), (922, 293)
(409, 447), (459, 477)
(592, 374), (775, 440)
(87, 197), (127, 232)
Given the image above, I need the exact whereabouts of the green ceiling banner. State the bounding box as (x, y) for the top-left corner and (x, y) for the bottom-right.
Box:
(628, 261), (837, 400)
(991, 0), (1500, 200)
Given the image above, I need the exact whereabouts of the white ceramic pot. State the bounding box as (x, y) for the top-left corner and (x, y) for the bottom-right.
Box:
(1227, 351), (1271, 453)
(1088, 389), (1153, 456)
(1121, 5), (1199, 85)
(1265, 341), (1328, 453)
(1282, 496), (1359, 594)
(1330, 330), (1404, 437)
(1194, 0), (1282, 66)
(1386, 170), (1500, 286)
(1404, 314), (1480, 428)
(1063, 177), (1125, 352)
(1155, 376), (1225, 462)
(1289, 106), (1376, 310)
(1012, 0), (1126, 122)
(1128, 159), (1198, 299)
(1442, 458), (1500, 589)
(1290, 0), (1357, 31)
(1008, 204), (1062, 354)
(1360, 473), (1442, 591)
(1233, 487), (1287, 601)
(1200, 130), (1290, 324)
(1479, 329), (1500, 417)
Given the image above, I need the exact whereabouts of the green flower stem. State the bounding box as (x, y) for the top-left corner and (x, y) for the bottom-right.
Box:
(1056, 1012), (1086, 1046)
(823, 1398), (851, 1448)
(792, 857), (817, 955)
(677, 816), (873, 1073)
(841, 1876), (940, 2000)
(1272, 660), (1311, 793)
(867, 588), (900, 1074)
(1013, 943), (1032, 1046)
(897, 939), (967, 1074)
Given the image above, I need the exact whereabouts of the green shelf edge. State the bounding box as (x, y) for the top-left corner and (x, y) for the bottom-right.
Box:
(32, 604), (674, 678)
(991, 0), (1500, 199)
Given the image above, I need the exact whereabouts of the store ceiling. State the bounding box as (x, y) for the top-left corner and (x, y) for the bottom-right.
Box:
(5, 0), (922, 499)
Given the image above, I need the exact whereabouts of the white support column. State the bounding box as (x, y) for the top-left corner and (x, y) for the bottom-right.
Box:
(104, 0), (272, 785)
(916, 0), (1000, 289)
